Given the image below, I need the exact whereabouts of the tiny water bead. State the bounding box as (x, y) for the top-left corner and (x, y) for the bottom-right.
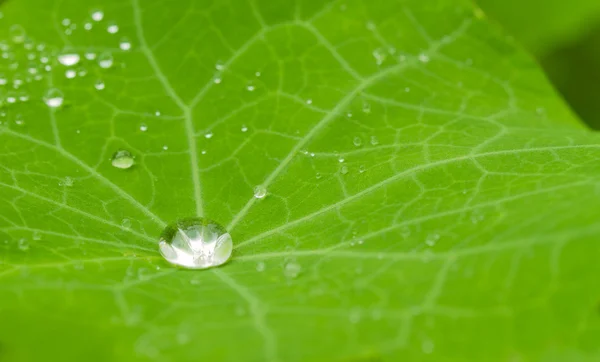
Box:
(119, 37), (131, 51)
(159, 217), (233, 269)
(58, 52), (80, 66)
(111, 149), (135, 169)
(253, 185), (267, 199)
(94, 79), (105, 90)
(43, 88), (64, 108)
(97, 52), (114, 68)
(91, 9), (104, 22)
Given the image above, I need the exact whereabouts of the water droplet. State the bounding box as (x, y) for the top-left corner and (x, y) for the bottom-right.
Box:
(370, 135), (379, 145)
(61, 18), (71, 27)
(119, 37), (131, 51)
(111, 149), (135, 169)
(158, 217), (233, 269)
(253, 185), (267, 199)
(372, 48), (386, 65)
(18, 238), (29, 251)
(306, 98), (313, 105)
(43, 88), (64, 108)
(204, 131), (213, 139)
(60, 176), (73, 187)
(362, 102), (371, 114)
(425, 233), (439, 247)
(32, 231), (41, 241)
(256, 261), (265, 272)
(65, 69), (76, 79)
(77, 67), (88, 77)
(58, 52), (80, 67)
(107, 23), (119, 34)
(353, 136), (362, 147)
(91, 9), (104, 22)
(241, 125), (248, 132)
(98, 52), (114, 68)
(94, 79), (105, 90)
(213, 76), (222, 84)
(140, 123), (148, 132)
(162, 145), (168, 150)
(246, 83), (255, 92)
(14, 114), (25, 126)
(84, 51), (97, 60)
(340, 165), (349, 175)
(10, 25), (26, 44)
(359, 165), (366, 173)
(84, 22), (93, 31)
(338, 157), (345, 163)
(283, 261), (301, 278)
(418, 53), (430, 63)
(215, 61), (225, 71)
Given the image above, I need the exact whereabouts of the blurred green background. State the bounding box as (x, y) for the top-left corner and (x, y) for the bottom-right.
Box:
(477, 0), (600, 129)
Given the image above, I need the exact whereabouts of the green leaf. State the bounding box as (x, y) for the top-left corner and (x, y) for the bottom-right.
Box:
(1, 1), (599, 361)
(477, 0), (600, 54)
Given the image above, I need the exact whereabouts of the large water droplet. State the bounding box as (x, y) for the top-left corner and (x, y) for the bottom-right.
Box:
(111, 149), (135, 169)
(43, 88), (64, 108)
(158, 217), (233, 269)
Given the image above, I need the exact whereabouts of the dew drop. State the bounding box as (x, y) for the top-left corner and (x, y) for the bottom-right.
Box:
(253, 185), (267, 199)
(418, 53), (430, 63)
(213, 76), (222, 84)
(43, 88), (64, 108)
(111, 149), (135, 169)
(425, 233), (439, 247)
(353, 136), (362, 147)
(84, 51), (97, 60)
(284, 261), (301, 278)
(256, 261), (265, 272)
(204, 131), (213, 139)
(84, 22), (93, 31)
(158, 217), (233, 269)
(246, 83), (255, 92)
(241, 125), (248, 132)
(119, 37), (131, 51)
(340, 165), (349, 175)
(306, 98), (313, 105)
(338, 157), (345, 163)
(107, 23), (119, 34)
(98, 52), (114, 68)
(215, 61), (225, 71)
(140, 123), (148, 132)
(370, 135), (379, 145)
(18, 238), (29, 251)
(91, 9), (104, 21)
(65, 69), (76, 79)
(359, 165), (366, 173)
(32, 231), (42, 241)
(60, 176), (73, 187)
(61, 18), (71, 27)
(94, 79), (105, 90)
(58, 52), (80, 67)
(255, 71), (261, 77)
(10, 25), (26, 44)
(362, 102), (371, 113)
(372, 48), (386, 65)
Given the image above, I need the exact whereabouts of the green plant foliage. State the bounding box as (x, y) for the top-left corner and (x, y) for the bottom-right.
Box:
(0, 0), (599, 361)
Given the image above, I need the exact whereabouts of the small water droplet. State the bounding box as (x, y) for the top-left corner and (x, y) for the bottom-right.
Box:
(246, 83), (255, 92)
(215, 61), (225, 71)
(61, 18), (71, 27)
(283, 261), (301, 278)
(32, 231), (41, 241)
(359, 165), (366, 173)
(140, 123), (148, 132)
(43, 88), (64, 108)
(158, 217), (233, 269)
(255, 71), (261, 77)
(84, 22), (93, 30)
(65, 69), (76, 79)
(362, 102), (371, 113)
(340, 165), (349, 175)
(241, 125), (248, 132)
(18, 238), (29, 251)
(372, 48), (386, 65)
(213, 76), (222, 84)
(14, 114), (25, 126)
(58, 52), (80, 67)
(353, 136), (362, 147)
(94, 79), (105, 90)
(256, 261), (265, 272)
(370, 135), (379, 145)
(10, 25), (26, 44)
(77, 67), (88, 77)
(91, 9), (104, 22)
(162, 145), (169, 150)
(338, 157), (345, 163)
(119, 37), (131, 51)
(84, 51), (97, 60)
(98, 52), (114, 68)
(107, 23), (119, 34)
(306, 98), (312, 105)
(425, 233), (439, 247)
(253, 185), (267, 199)
(204, 131), (213, 139)
(60, 176), (73, 187)
(418, 53), (430, 63)
(111, 149), (135, 169)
